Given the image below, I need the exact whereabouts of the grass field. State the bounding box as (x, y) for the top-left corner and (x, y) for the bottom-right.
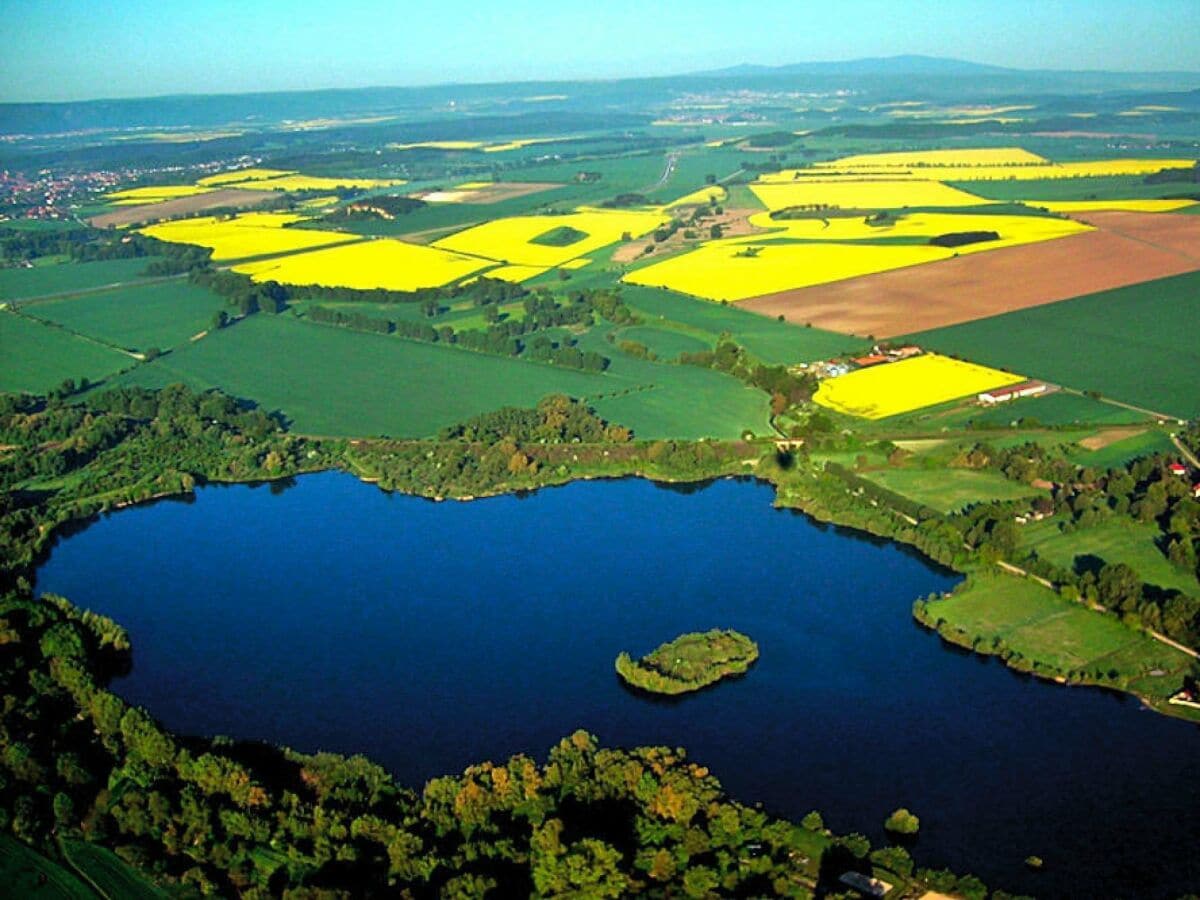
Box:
(106, 314), (768, 439)
(614, 324), (712, 359)
(621, 286), (864, 364)
(233, 238), (489, 290)
(967, 392), (1150, 427)
(1066, 429), (1176, 469)
(23, 280), (226, 352)
(1028, 199), (1197, 213)
(925, 573), (1191, 691)
(0, 836), (94, 899)
(813, 354), (1023, 419)
(1022, 518), (1200, 596)
(0, 258), (162, 301)
(951, 174), (1200, 202)
(909, 271), (1200, 418)
(0, 312), (133, 393)
(60, 840), (165, 900)
(573, 325), (770, 438)
(859, 466), (1045, 513)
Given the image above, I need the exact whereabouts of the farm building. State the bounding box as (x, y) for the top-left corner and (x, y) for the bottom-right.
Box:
(852, 354), (889, 367)
(977, 380), (1051, 404)
(1167, 462), (1188, 476)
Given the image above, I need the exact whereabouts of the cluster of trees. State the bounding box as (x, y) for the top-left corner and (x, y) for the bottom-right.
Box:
(681, 339), (817, 415)
(1144, 163), (1200, 185)
(0, 227), (194, 267)
(325, 195), (427, 219)
(438, 394), (630, 444)
(615, 629), (759, 695)
(0, 385), (327, 591)
(190, 268), (287, 316)
(929, 230), (1000, 248)
(306, 291), (613, 371)
(968, 440), (1200, 646)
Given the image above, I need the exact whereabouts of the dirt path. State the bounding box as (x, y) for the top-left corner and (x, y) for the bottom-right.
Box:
(1171, 435), (1200, 469)
(12, 272), (189, 306)
(996, 560), (1200, 659)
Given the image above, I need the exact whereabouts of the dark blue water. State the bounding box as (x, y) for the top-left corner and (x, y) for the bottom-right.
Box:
(36, 472), (1200, 898)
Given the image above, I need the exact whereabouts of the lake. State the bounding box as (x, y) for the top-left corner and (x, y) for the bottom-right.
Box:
(36, 471), (1200, 898)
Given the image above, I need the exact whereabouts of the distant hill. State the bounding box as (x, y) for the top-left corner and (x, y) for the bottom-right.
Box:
(695, 55), (1014, 78)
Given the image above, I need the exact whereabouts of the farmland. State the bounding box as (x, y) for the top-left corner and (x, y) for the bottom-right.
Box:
(433, 207), (667, 267)
(625, 239), (951, 301)
(910, 271), (1200, 417)
(0, 835), (94, 900)
(813, 353), (1023, 419)
(0, 312), (134, 393)
(59, 839), (166, 900)
(741, 211), (1200, 336)
(749, 178), (987, 211)
(922, 573), (1193, 695)
(859, 467), (1046, 514)
(233, 238), (489, 290)
(18, 280), (226, 352)
(104, 314), (769, 439)
(1022, 518), (1200, 596)
(139, 213), (358, 261)
(0, 257), (162, 300)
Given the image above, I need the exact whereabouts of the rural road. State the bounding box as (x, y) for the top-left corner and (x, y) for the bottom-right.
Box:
(997, 559), (1199, 659)
(1171, 435), (1200, 469)
(648, 152), (679, 192)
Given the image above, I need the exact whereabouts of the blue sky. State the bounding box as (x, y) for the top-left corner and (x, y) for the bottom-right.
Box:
(3, 0), (1198, 102)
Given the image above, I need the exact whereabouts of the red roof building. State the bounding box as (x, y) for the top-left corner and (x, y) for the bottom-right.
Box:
(1168, 463), (1188, 476)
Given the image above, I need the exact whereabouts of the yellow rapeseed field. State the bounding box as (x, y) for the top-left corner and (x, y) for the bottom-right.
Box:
(138, 213), (357, 262)
(816, 147), (1047, 168)
(813, 354), (1025, 419)
(105, 185), (213, 204)
(219, 174), (405, 192)
(750, 179), (987, 211)
(196, 168), (294, 186)
(232, 239), (488, 291)
(666, 185), (727, 208)
(434, 208), (667, 267)
(736, 210), (1090, 252)
(622, 240), (951, 301)
(1024, 199), (1198, 213)
(388, 141), (483, 150)
(559, 257), (592, 270)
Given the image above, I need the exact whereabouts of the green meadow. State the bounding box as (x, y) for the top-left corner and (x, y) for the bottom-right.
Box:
(23, 281), (227, 352)
(0, 312), (134, 394)
(107, 313), (770, 439)
(0, 258), (163, 301)
(909, 271), (1200, 418)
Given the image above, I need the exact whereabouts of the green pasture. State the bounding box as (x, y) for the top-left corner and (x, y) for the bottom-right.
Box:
(0, 312), (134, 394)
(1022, 517), (1200, 596)
(859, 466), (1045, 514)
(22, 281), (226, 352)
(0, 836), (94, 900)
(0, 258), (163, 301)
(908, 271), (1200, 418)
(60, 840), (165, 900)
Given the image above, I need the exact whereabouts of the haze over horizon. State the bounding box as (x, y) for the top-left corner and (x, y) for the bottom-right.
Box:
(3, 0), (1199, 104)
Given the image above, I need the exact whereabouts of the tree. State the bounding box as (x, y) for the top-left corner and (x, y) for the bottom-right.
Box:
(884, 807), (920, 835)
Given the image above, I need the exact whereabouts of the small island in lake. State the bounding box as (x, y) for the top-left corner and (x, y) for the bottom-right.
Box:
(615, 629), (759, 695)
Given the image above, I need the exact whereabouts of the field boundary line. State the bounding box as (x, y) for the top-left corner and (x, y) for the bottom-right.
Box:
(10, 272), (188, 306)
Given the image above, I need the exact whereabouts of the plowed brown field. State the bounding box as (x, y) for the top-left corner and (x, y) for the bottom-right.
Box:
(736, 212), (1200, 338)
